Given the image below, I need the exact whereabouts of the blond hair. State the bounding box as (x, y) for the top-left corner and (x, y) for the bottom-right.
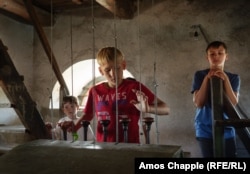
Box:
(97, 47), (124, 66)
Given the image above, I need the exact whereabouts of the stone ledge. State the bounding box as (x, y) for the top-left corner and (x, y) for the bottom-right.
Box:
(0, 139), (183, 174)
(0, 125), (26, 133)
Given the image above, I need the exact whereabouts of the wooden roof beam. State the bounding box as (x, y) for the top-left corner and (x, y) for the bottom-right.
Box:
(0, 0), (54, 26)
(96, 0), (136, 19)
(23, 0), (69, 96)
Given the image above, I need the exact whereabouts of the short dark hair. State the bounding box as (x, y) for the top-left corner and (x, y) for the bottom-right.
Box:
(206, 41), (227, 53)
(61, 96), (78, 108)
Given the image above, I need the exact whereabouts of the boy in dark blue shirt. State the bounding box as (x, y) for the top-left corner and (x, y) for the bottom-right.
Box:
(191, 41), (240, 157)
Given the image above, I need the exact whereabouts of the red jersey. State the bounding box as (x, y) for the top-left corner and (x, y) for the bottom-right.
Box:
(83, 79), (155, 143)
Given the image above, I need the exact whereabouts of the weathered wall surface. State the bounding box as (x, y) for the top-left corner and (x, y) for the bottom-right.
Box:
(0, 14), (33, 125)
(0, 15), (34, 92)
(1, 0), (250, 157)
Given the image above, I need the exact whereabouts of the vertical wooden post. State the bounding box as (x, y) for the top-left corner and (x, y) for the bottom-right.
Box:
(210, 77), (225, 157)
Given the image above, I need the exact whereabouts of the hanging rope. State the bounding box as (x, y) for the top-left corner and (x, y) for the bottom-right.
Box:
(112, 0), (119, 144)
(91, 0), (97, 144)
(136, 0), (144, 145)
(69, 10), (79, 141)
(70, 12), (74, 95)
(151, 0), (160, 144)
(48, 0), (55, 139)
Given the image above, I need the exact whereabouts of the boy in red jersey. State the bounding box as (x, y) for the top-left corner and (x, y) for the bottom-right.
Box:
(66, 47), (170, 143)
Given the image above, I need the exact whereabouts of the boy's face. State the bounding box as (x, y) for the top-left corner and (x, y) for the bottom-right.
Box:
(206, 45), (228, 69)
(98, 59), (126, 88)
(62, 102), (78, 119)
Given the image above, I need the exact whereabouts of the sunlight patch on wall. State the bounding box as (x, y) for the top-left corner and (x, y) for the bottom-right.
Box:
(0, 87), (21, 125)
(50, 59), (133, 109)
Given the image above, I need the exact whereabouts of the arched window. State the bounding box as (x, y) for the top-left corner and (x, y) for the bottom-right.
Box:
(50, 59), (134, 111)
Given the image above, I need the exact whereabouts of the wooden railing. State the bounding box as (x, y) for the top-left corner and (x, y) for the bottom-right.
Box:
(0, 39), (51, 139)
(210, 77), (250, 157)
(23, 0), (69, 96)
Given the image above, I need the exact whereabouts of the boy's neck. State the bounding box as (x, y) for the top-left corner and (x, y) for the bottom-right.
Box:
(106, 79), (124, 88)
(210, 65), (224, 70)
(68, 115), (77, 120)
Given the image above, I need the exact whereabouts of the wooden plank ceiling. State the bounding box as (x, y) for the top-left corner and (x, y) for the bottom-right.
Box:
(0, 0), (137, 26)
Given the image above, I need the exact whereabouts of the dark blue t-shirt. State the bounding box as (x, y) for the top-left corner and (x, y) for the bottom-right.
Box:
(191, 69), (240, 139)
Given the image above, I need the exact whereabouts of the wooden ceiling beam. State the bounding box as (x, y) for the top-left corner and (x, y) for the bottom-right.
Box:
(96, 0), (136, 19)
(23, 0), (69, 96)
(0, 0), (53, 26)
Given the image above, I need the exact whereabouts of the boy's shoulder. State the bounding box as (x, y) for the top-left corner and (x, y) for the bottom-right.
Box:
(90, 82), (106, 90)
(224, 71), (239, 76)
(126, 77), (137, 81)
(123, 78), (140, 86)
(224, 71), (240, 80)
(58, 116), (71, 123)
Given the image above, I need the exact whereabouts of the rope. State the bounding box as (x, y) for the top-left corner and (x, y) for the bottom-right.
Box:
(112, 1), (119, 144)
(70, 12), (74, 95)
(136, 0), (144, 145)
(151, 0), (160, 144)
(91, 0), (97, 144)
(49, 0), (55, 140)
(69, 11), (78, 141)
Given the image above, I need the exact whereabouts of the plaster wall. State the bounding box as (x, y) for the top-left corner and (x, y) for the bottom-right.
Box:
(0, 15), (34, 92)
(1, 0), (250, 157)
(0, 14), (33, 125)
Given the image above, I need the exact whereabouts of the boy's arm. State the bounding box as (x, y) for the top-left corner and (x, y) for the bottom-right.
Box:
(73, 112), (94, 132)
(223, 77), (239, 105)
(131, 89), (170, 115)
(148, 98), (170, 115)
(193, 75), (210, 108)
(73, 114), (85, 131)
(209, 69), (239, 106)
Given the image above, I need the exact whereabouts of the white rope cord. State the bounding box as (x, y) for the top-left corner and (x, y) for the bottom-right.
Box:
(91, 0), (97, 144)
(69, 10), (78, 141)
(151, 0), (160, 144)
(70, 12), (74, 95)
(112, 1), (119, 144)
(136, 0), (144, 145)
(49, 0), (55, 140)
